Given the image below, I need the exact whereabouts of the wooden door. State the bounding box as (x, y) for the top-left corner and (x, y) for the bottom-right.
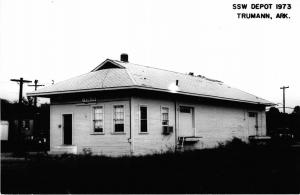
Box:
(63, 114), (72, 145)
(178, 106), (194, 137)
(248, 112), (259, 136)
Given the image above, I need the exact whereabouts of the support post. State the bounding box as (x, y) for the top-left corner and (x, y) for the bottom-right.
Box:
(28, 79), (44, 107)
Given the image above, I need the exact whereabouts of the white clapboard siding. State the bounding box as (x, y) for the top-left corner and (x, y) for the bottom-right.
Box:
(50, 96), (267, 156)
(132, 98), (267, 152)
(132, 97), (176, 155)
(50, 100), (131, 156)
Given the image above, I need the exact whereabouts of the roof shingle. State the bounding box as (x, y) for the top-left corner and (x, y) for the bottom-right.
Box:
(28, 59), (273, 105)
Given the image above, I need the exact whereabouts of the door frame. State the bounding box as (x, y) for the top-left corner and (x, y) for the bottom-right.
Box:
(61, 113), (74, 145)
(178, 105), (195, 137)
(248, 111), (259, 136)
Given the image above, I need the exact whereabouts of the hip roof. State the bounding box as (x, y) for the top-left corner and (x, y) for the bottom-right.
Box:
(27, 59), (274, 106)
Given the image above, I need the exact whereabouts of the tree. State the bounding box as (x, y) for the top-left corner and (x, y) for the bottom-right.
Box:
(266, 107), (281, 135)
(269, 107), (280, 114)
(291, 106), (300, 140)
(292, 106), (300, 114)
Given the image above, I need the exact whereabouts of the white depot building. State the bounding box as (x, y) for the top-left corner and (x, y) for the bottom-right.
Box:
(28, 54), (273, 156)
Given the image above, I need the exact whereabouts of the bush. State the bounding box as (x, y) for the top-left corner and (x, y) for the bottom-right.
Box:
(2, 139), (300, 194)
(217, 137), (248, 150)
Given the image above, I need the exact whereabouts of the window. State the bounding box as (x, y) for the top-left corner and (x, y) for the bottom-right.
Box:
(180, 106), (191, 113)
(140, 106), (147, 133)
(93, 106), (104, 133)
(162, 107), (169, 126)
(114, 105), (124, 132)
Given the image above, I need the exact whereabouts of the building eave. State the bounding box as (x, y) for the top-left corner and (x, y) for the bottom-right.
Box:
(27, 85), (275, 106)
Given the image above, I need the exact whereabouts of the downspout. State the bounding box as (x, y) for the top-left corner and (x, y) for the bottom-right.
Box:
(129, 97), (133, 155)
(260, 111), (263, 136)
(174, 99), (177, 151)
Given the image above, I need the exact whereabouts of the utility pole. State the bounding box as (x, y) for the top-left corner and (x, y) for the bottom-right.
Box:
(10, 77), (32, 104)
(280, 86), (289, 113)
(28, 80), (44, 107)
(10, 77), (32, 155)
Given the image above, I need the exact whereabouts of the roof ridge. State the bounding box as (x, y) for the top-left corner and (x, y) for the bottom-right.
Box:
(113, 59), (188, 76)
(112, 59), (222, 83)
(101, 69), (110, 87)
(225, 84), (271, 102)
(34, 71), (94, 93)
(124, 68), (137, 85)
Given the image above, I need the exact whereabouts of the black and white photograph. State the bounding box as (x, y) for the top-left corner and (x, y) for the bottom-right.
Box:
(0, 0), (299, 194)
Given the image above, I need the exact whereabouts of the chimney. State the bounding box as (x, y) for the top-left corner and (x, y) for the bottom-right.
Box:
(120, 53), (129, 62)
(176, 80), (179, 86)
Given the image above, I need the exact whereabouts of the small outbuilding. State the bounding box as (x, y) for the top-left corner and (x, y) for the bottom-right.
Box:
(28, 54), (274, 156)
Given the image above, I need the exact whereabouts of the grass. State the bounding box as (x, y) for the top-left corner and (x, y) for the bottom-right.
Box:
(1, 139), (300, 193)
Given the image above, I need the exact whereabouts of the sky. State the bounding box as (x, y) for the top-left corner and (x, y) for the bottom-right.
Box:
(0, 0), (299, 112)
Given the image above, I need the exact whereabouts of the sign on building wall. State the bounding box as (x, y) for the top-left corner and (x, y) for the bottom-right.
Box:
(82, 97), (96, 103)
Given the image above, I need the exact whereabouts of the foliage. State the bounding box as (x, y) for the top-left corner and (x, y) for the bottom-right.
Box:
(2, 144), (300, 194)
(292, 106), (300, 114)
(217, 137), (249, 150)
(266, 106), (300, 140)
(82, 147), (92, 155)
(1, 98), (50, 152)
